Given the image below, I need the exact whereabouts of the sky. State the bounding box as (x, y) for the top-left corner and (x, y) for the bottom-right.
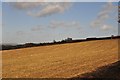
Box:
(2, 1), (118, 44)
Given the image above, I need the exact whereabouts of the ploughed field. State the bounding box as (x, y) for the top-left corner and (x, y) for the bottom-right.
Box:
(2, 39), (118, 78)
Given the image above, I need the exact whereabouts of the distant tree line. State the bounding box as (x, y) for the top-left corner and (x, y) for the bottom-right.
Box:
(1, 35), (120, 50)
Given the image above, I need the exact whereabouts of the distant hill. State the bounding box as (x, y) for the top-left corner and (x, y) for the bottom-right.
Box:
(1, 35), (120, 51)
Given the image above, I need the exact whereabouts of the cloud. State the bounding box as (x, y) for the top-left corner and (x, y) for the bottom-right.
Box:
(13, 2), (41, 10)
(101, 24), (112, 31)
(4, 0), (71, 2)
(28, 3), (72, 17)
(16, 31), (27, 35)
(12, 2), (72, 17)
(90, 2), (115, 28)
(30, 20), (80, 31)
(49, 20), (80, 28)
(31, 25), (44, 31)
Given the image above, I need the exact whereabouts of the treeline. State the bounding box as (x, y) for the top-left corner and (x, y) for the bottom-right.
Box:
(1, 35), (120, 50)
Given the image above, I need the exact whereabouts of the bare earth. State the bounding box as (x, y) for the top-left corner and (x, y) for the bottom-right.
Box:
(2, 39), (118, 78)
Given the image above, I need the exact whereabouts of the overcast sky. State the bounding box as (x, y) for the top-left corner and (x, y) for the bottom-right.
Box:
(2, 2), (118, 44)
